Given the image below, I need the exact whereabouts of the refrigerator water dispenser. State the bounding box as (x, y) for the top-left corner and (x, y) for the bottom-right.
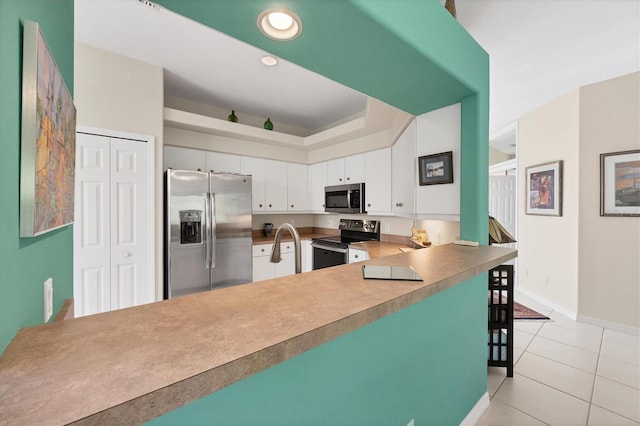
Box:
(179, 210), (202, 244)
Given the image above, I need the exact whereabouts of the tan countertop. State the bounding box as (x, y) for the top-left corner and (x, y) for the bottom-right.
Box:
(0, 244), (516, 425)
(348, 240), (418, 258)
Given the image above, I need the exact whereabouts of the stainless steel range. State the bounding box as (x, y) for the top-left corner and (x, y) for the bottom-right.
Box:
(311, 219), (380, 270)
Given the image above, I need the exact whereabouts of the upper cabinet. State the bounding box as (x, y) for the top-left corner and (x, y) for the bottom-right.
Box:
(264, 160), (288, 211)
(287, 162), (309, 211)
(164, 145), (205, 171)
(391, 120), (416, 215)
(309, 162), (327, 213)
(326, 153), (365, 186)
(205, 151), (241, 174)
(240, 156), (266, 211)
(364, 148), (391, 214)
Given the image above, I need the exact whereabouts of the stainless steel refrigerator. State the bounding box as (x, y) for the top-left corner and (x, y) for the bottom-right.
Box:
(164, 169), (252, 299)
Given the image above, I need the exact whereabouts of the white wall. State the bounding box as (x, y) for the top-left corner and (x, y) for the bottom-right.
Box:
(517, 90), (581, 315)
(74, 42), (165, 299)
(416, 103), (461, 217)
(578, 72), (640, 329)
(517, 72), (640, 330)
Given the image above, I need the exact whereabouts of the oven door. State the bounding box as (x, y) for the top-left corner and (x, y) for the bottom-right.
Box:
(311, 242), (348, 270)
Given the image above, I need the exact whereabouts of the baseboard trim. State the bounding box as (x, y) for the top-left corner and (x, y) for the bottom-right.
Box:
(577, 314), (640, 336)
(516, 287), (577, 320)
(460, 392), (490, 425)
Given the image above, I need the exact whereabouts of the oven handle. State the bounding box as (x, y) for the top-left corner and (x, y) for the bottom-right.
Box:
(311, 242), (348, 254)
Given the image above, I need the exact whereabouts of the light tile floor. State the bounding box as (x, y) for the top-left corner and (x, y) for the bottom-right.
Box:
(477, 292), (640, 425)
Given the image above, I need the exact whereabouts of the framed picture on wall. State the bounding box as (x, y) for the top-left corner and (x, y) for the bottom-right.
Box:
(600, 149), (640, 217)
(20, 20), (77, 237)
(525, 160), (563, 216)
(418, 151), (453, 185)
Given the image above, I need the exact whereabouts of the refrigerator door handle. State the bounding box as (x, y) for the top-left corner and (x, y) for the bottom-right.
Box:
(205, 192), (212, 269)
(210, 192), (216, 269)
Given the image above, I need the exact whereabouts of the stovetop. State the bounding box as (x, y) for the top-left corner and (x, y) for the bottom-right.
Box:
(312, 219), (381, 248)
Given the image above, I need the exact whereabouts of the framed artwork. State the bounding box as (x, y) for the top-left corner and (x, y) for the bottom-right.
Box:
(525, 160), (563, 216)
(418, 151), (453, 185)
(20, 20), (76, 237)
(600, 149), (640, 217)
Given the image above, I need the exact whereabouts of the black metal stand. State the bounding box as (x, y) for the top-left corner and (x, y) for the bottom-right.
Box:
(488, 264), (514, 377)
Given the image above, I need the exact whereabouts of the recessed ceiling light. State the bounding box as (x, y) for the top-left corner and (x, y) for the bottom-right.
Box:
(261, 55), (278, 66)
(257, 8), (302, 41)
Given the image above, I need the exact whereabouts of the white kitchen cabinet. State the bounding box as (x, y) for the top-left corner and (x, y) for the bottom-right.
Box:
(241, 156), (266, 211)
(348, 248), (369, 263)
(163, 145), (205, 171)
(327, 154), (365, 186)
(287, 162), (309, 211)
(302, 240), (312, 272)
(326, 158), (344, 186)
(252, 244), (274, 283)
(365, 148), (392, 214)
(345, 153), (366, 184)
(274, 242), (295, 278)
(265, 159), (288, 211)
(309, 162), (327, 212)
(252, 242), (296, 282)
(392, 119), (416, 215)
(205, 151), (241, 174)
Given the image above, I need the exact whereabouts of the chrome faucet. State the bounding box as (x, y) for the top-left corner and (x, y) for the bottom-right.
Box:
(270, 223), (302, 274)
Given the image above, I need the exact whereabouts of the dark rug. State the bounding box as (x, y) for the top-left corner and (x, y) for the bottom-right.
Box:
(514, 301), (550, 320)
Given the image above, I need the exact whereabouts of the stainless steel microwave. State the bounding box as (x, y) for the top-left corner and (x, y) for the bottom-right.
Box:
(324, 183), (365, 214)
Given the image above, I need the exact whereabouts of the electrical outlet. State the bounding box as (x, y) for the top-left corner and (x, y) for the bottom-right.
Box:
(44, 277), (53, 322)
(436, 232), (441, 245)
(289, 218), (295, 226)
(384, 223), (391, 233)
(327, 219), (334, 227)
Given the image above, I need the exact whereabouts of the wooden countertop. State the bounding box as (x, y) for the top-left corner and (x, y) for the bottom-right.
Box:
(0, 244), (516, 425)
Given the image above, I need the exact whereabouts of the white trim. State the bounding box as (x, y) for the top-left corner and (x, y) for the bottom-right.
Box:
(459, 392), (490, 425)
(577, 314), (640, 336)
(76, 125), (157, 302)
(517, 287), (577, 320)
(489, 158), (517, 175)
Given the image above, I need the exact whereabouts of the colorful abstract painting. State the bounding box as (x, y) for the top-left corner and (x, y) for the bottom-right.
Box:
(20, 21), (76, 237)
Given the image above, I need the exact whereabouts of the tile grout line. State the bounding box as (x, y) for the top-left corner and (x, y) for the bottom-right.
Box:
(586, 326), (605, 425)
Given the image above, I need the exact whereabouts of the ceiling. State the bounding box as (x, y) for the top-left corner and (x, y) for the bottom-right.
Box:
(74, 0), (639, 154)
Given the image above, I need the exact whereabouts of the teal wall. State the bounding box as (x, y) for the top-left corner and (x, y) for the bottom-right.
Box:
(148, 279), (487, 425)
(150, 0), (490, 424)
(0, 0), (75, 352)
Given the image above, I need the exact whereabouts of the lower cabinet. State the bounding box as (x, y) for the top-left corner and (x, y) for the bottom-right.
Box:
(348, 248), (369, 263)
(253, 241), (308, 282)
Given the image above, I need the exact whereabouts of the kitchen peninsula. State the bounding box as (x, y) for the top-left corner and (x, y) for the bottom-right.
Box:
(0, 244), (516, 425)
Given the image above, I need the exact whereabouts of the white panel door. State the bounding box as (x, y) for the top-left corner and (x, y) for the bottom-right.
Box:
(110, 138), (151, 310)
(74, 133), (111, 316)
(74, 132), (152, 316)
(489, 175), (517, 252)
